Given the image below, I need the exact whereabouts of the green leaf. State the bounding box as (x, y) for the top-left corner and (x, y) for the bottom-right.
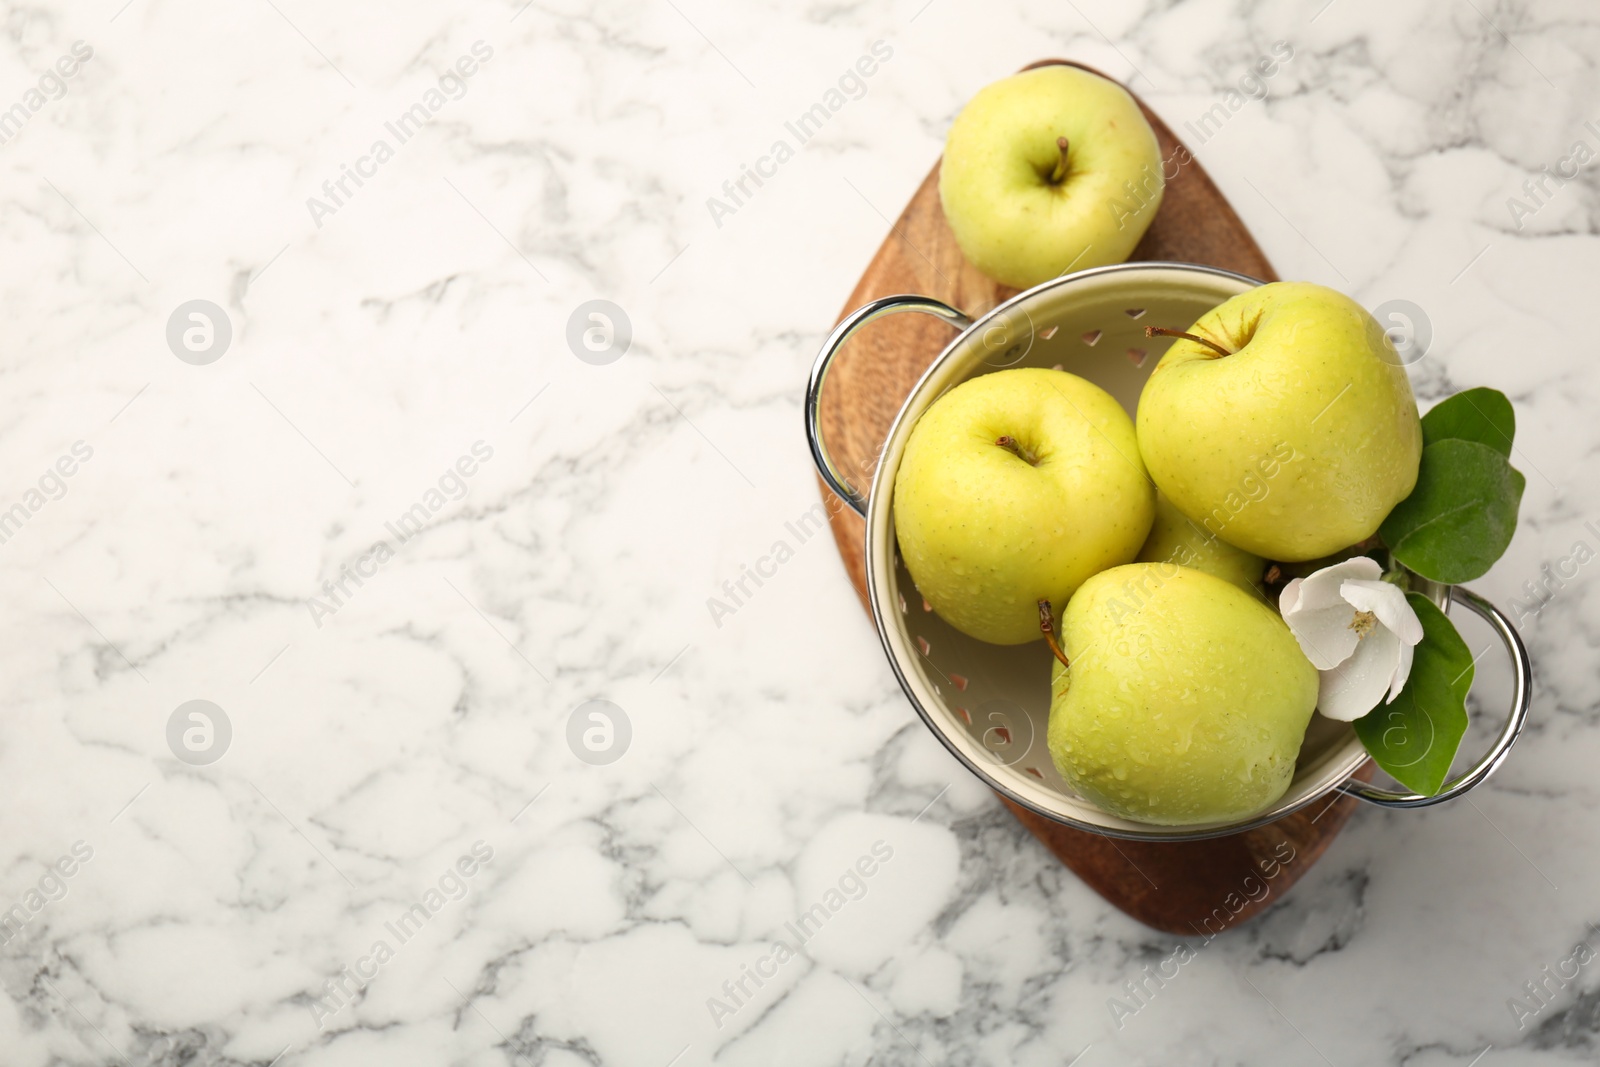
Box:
(1353, 592), (1472, 796)
(1379, 438), (1525, 583)
(1421, 387), (1515, 457)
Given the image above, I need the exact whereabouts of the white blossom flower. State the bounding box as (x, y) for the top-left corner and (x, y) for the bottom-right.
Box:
(1278, 556), (1425, 722)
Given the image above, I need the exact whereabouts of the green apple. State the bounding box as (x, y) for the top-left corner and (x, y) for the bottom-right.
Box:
(1136, 491), (1265, 597)
(1136, 282), (1422, 562)
(1047, 563), (1318, 826)
(940, 66), (1165, 290)
(894, 367), (1154, 645)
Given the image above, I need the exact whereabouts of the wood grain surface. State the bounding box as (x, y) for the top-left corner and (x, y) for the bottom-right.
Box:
(812, 59), (1369, 934)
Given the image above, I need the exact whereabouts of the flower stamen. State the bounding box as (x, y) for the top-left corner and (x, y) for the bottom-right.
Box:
(1349, 609), (1378, 639)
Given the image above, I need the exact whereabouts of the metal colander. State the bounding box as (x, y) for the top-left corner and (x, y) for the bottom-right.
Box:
(807, 262), (1531, 842)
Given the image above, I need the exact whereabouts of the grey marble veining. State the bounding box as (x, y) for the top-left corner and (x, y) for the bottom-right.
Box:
(0, 0), (1595, 1064)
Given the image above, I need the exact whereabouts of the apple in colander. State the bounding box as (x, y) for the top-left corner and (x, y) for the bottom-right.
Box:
(892, 367), (1155, 646)
(1043, 563), (1318, 826)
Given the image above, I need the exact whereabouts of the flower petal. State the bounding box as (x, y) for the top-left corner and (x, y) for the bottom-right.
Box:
(1286, 605), (1362, 670)
(1387, 640), (1415, 704)
(1317, 625), (1401, 721)
(1287, 557), (1382, 614)
(1341, 579), (1424, 646)
(1278, 576), (1306, 616)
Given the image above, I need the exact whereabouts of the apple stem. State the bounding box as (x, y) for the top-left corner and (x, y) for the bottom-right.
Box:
(1038, 599), (1070, 669)
(1049, 136), (1071, 184)
(1145, 325), (1233, 359)
(995, 435), (1039, 465)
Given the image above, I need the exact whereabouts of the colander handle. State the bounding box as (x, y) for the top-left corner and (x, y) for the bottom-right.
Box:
(1337, 586), (1532, 808)
(805, 295), (973, 517)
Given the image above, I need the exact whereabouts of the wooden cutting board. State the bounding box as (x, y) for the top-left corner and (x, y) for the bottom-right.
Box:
(815, 59), (1371, 934)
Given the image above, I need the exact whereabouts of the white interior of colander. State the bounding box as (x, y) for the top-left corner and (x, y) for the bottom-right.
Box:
(866, 263), (1381, 841)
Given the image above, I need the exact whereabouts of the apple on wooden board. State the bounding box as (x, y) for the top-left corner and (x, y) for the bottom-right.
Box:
(940, 66), (1166, 290)
(893, 368), (1154, 646)
(1135, 490), (1266, 597)
(1136, 282), (1423, 562)
(1046, 563), (1319, 826)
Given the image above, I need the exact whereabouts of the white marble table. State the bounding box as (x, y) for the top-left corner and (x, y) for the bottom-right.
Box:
(0, 0), (1595, 1064)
